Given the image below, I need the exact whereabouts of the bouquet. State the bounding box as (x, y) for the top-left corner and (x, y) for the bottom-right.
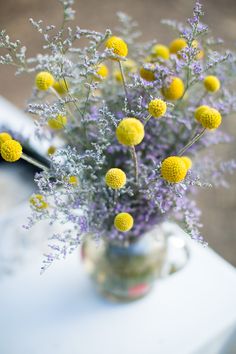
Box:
(0, 0), (236, 273)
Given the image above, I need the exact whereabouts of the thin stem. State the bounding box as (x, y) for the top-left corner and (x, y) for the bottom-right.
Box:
(118, 60), (130, 108)
(144, 114), (152, 126)
(130, 146), (139, 184)
(113, 189), (118, 209)
(178, 128), (206, 156)
(21, 153), (49, 171)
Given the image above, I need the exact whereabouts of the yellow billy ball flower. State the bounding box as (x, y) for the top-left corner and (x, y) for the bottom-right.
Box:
(48, 114), (67, 130)
(105, 36), (128, 58)
(192, 40), (204, 60)
(68, 176), (78, 185)
(96, 63), (109, 79)
(35, 71), (54, 91)
(181, 156), (192, 170)
(0, 132), (12, 151)
(105, 168), (126, 189)
(162, 77), (185, 100)
(53, 79), (68, 94)
(114, 212), (134, 232)
(204, 75), (221, 93)
(116, 118), (145, 146)
(30, 194), (48, 210)
(148, 99), (167, 118)
(194, 105), (209, 122)
(161, 156), (188, 183)
(140, 65), (155, 82)
(113, 69), (122, 82)
(47, 145), (56, 155)
(169, 38), (187, 54)
(200, 108), (222, 129)
(1, 139), (22, 162)
(151, 44), (170, 60)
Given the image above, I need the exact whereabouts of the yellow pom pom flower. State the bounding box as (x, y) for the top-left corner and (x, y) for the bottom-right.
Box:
(162, 77), (185, 100)
(151, 44), (170, 60)
(1, 139), (22, 162)
(181, 156), (192, 170)
(30, 194), (48, 210)
(53, 79), (68, 94)
(200, 108), (222, 129)
(169, 38), (187, 54)
(47, 145), (56, 155)
(96, 63), (109, 79)
(35, 71), (54, 91)
(116, 118), (145, 146)
(105, 168), (126, 189)
(68, 176), (78, 185)
(161, 156), (188, 183)
(148, 99), (167, 118)
(140, 65), (155, 82)
(48, 114), (67, 130)
(194, 105), (210, 122)
(192, 40), (204, 60)
(114, 212), (134, 232)
(105, 36), (128, 58)
(0, 132), (12, 151)
(113, 69), (122, 82)
(204, 75), (221, 93)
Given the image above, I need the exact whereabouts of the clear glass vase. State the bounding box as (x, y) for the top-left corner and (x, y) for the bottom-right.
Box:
(81, 225), (167, 302)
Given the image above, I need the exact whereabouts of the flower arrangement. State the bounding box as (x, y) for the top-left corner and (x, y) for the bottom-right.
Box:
(0, 0), (236, 273)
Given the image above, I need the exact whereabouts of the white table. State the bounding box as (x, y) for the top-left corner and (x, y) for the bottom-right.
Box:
(0, 223), (236, 354)
(0, 97), (236, 354)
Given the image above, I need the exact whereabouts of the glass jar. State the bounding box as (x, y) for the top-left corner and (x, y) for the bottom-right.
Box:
(82, 225), (167, 302)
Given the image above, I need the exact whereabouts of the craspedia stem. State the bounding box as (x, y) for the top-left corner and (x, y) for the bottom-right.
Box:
(21, 153), (49, 171)
(144, 114), (152, 126)
(178, 128), (206, 156)
(130, 145), (139, 184)
(118, 60), (130, 105)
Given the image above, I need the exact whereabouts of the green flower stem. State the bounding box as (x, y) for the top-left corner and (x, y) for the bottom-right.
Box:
(118, 60), (130, 106)
(21, 153), (49, 171)
(178, 128), (206, 156)
(130, 145), (139, 184)
(144, 114), (152, 126)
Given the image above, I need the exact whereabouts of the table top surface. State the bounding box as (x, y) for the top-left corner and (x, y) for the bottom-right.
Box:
(0, 222), (236, 354)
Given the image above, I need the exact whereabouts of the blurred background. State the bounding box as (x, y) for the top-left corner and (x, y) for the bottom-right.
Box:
(0, 0), (235, 265)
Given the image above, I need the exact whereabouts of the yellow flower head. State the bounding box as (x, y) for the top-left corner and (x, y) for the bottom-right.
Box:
(47, 145), (56, 155)
(1, 139), (22, 162)
(200, 108), (222, 129)
(161, 156), (188, 183)
(151, 44), (170, 60)
(35, 71), (54, 91)
(194, 105), (210, 122)
(162, 77), (185, 100)
(30, 194), (48, 210)
(181, 156), (192, 170)
(169, 38), (187, 54)
(148, 99), (167, 118)
(105, 36), (128, 58)
(140, 65), (155, 82)
(105, 168), (126, 189)
(68, 176), (78, 185)
(0, 132), (12, 151)
(53, 79), (68, 94)
(96, 63), (109, 79)
(113, 69), (122, 82)
(116, 118), (145, 146)
(114, 212), (134, 232)
(48, 114), (67, 130)
(204, 75), (221, 93)
(123, 59), (137, 72)
(192, 40), (204, 60)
